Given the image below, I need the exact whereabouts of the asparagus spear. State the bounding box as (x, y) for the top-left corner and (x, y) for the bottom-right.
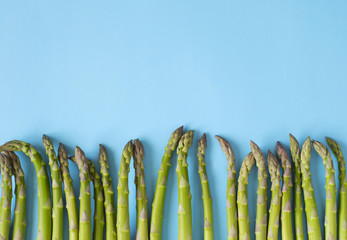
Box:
(4, 151), (26, 240)
(326, 137), (347, 239)
(198, 134), (213, 240)
(70, 155), (106, 240)
(42, 135), (63, 240)
(215, 135), (236, 240)
(150, 126), (183, 240)
(99, 144), (117, 240)
(313, 140), (337, 240)
(176, 131), (194, 240)
(250, 141), (268, 240)
(276, 142), (294, 240)
(289, 134), (304, 240)
(237, 152), (255, 240)
(133, 139), (149, 240)
(88, 160), (105, 240)
(267, 151), (281, 240)
(300, 137), (322, 240)
(0, 153), (13, 240)
(0, 140), (52, 240)
(74, 147), (92, 240)
(117, 140), (133, 240)
(58, 144), (79, 240)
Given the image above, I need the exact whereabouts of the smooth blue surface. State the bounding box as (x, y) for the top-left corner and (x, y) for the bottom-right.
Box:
(1, 1), (347, 239)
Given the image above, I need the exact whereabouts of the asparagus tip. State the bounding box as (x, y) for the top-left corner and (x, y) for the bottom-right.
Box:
(133, 139), (144, 161)
(198, 133), (207, 156)
(276, 141), (288, 158)
(215, 135), (234, 161)
(312, 140), (329, 156)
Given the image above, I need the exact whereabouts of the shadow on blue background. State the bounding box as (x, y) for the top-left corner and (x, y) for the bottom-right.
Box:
(1, 1), (347, 239)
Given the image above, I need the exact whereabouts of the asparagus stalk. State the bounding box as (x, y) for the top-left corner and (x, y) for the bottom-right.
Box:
(0, 153), (13, 240)
(276, 142), (294, 240)
(58, 144), (79, 240)
(326, 137), (347, 239)
(300, 137), (322, 240)
(150, 126), (183, 240)
(88, 160), (105, 240)
(99, 144), (117, 240)
(74, 147), (92, 240)
(267, 151), (281, 240)
(198, 134), (213, 240)
(4, 151), (26, 240)
(133, 139), (149, 240)
(216, 135), (236, 240)
(176, 131), (194, 240)
(42, 135), (63, 240)
(289, 134), (304, 240)
(117, 140), (133, 240)
(70, 155), (106, 240)
(313, 140), (337, 240)
(237, 152), (255, 240)
(250, 141), (268, 240)
(0, 140), (52, 240)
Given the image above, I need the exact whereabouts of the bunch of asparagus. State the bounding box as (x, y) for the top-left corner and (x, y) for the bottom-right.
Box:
(0, 127), (346, 240)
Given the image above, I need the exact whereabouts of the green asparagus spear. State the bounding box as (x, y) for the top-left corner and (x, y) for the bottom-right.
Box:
(215, 135), (236, 240)
(117, 140), (133, 240)
(0, 140), (52, 240)
(74, 147), (92, 240)
(237, 153), (255, 240)
(42, 135), (63, 240)
(267, 151), (281, 240)
(250, 141), (268, 240)
(0, 153), (13, 240)
(4, 151), (26, 240)
(289, 134), (304, 240)
(133, 139), (149, 240)
(58, 144), (79, 240)
(198, 134), (213, 240)
(276, 142), (294, 240)
(300, 137), (322, 240)
(150, 126), (183, 240)
(70, 155), (106, 240)
(326, 137), (347, 239)
(313, 140), (337, 240)
(88, 160), (105, 240)
(99, 144), (117, 240)
(176, 131), (194, 240)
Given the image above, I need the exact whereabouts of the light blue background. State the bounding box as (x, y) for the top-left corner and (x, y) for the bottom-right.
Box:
(1, 1), (347, 239)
